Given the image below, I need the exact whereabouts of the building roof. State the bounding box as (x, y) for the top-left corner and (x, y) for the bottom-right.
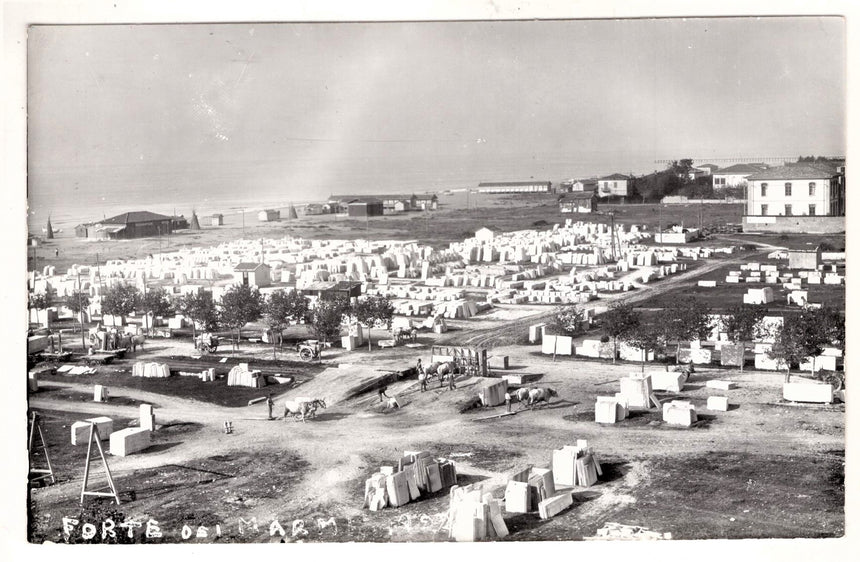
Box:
(746, 165), (839, 181)
(100, 211), (173, 225)
(234, 262), (270, 271)
(597, 173), (630, 181)
(695, 164), (720, 171)
(560, 191), (596, 200)
(330, 195), (384, 204)
(415, 194), (438, 200)
(714, 163), (768, 175)
(347, 198), (383, 205)
(477, 181), (552, 187)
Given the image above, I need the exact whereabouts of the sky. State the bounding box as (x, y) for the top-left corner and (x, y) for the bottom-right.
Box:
(27, 17), (845, 223)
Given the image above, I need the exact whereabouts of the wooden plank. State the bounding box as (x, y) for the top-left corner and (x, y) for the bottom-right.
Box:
(473, 411), (517, 422)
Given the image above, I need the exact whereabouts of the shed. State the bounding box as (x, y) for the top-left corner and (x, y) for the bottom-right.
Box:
(210, 214), (224, 226)
(347, 199), (384, 217)
(415, 194), (439, 210)
(258, 209), (280, 222)
(234, 262), (272, 288)
(559, 192), (597, 213)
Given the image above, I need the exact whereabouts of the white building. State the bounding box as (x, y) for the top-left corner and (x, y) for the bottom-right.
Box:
(745, 164), (845, 217)
(596, 174), (630, 197)
(477, 181), (552, 193)
(712, 163), (768, 190)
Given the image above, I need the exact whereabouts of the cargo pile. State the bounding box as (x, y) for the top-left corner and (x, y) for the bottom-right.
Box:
(552, 440), (603, 487)
(132, 362), (171, 378)
(227, 363), (265, 388)
(585, 522), (672, 541)
(363, 450), (457, 511)
(446, 483), (509, 541)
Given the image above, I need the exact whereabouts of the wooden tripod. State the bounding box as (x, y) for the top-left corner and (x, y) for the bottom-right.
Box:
(80, 422), (121, 505)
(28, 412), (55, 485)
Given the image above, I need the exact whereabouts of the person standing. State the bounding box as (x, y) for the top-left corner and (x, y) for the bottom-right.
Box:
(448, 371), (456, 391)
(378, 385), (389, 402)
(417, 359), (427, 392)
(505, 391), (512, 412)
(266, 393), (274, 420)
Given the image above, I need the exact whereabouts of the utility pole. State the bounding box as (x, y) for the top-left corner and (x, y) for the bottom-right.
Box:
(242, 208), (245, 238)
(77, 271), (86, 349)
(609, 211), (617, 262)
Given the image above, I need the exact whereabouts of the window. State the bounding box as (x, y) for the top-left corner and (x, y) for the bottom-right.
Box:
(785, 182), (792, 196)
(785, 204), (793, 216)
(761, 183), (768, 196)
(809, 182), (816, 196)
(809, 204), (816, 216)
(761, 204), (769, 215)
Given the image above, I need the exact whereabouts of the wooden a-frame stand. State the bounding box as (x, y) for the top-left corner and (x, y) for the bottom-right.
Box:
(80, 422), (121, 505)
(28, 411), (55, 485)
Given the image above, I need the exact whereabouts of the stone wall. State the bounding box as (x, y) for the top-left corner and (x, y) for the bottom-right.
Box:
(742, 215), (845, 234)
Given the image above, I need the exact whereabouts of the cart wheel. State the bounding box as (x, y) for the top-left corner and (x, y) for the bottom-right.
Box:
(829, 375), (843, 392)
(299, 348), (313, 361)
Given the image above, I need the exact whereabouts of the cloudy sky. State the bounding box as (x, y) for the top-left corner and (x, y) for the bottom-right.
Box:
(27, 17), (845, 213)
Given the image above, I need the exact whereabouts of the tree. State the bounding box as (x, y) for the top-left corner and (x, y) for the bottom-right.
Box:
(626, 316), (669, 373)
(66, 289), (91, 333)
(768, 308), (837, 382)
(29, 291), (51, 327)
(721, 304), (768, 371)
(663, 297), (713, 365)
(310, 296), (351, 344)
(263, 289), (310, 357)
(140, 286), (173, 334)
(601, 302), (641, 363)
(815, 305), (845, 350)
(351, 295), (395, 351)
(178, 290), (219, 339)
(219, 284), (264, 352)
(553, 304), (586, 337)
(100, 284), (140, 320)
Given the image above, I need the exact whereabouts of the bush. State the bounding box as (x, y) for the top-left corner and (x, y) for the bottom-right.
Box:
(600, 335), (610, 343)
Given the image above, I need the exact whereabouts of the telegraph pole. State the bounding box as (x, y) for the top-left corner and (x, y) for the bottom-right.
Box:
(77, 271), (86, 349)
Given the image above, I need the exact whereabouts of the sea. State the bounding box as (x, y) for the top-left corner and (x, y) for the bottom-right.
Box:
(25, 151), (662, 235)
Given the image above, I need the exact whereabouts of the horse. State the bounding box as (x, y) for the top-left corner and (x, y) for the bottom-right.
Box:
(527, 387), (558, 408)
(307, 398), (327, 419)
(425, 361), (455, 386)
(515, 387), (531, 406)
(284, 398), (326, 422)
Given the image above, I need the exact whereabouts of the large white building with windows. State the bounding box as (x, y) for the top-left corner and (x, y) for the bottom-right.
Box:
(745, 164), (845, 217)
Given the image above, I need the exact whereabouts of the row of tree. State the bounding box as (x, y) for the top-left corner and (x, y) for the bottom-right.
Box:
(31, 283), (396, 357)
(553, 298), (844, 379)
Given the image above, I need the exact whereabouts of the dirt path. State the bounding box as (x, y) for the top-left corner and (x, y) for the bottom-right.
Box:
(458, 249), (770, 348)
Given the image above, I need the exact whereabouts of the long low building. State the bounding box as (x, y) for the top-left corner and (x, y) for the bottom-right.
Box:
(75, 211), (174, 240)
(477, 181), (552, 193)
